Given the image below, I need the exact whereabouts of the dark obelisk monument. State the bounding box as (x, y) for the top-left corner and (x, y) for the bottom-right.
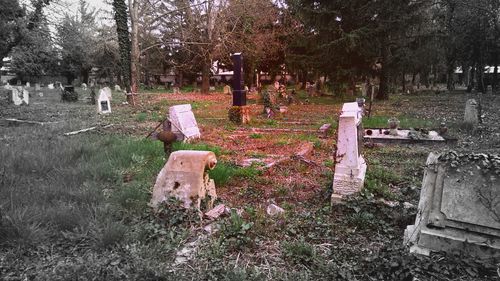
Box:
(231, 53), (246, 106)
(228, 53), (250, 124)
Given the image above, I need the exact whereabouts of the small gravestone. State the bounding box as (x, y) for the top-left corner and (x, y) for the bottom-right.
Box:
(464, 99), (479, 127)
(48, 83), (54, 89)
(223, 84), (231, 95)
(35, 83), (40, 91)
(97, 90), (111, 114)
(318, 123), (332, 138)
(405, 152), (500, 258)
(173, 87), (180, 94)
(81, 83), (87, 90)
(100, 87), (112, 101)
(169, 104), (201, 142)
(114, 85), (121, 92)
(209, 86), (215, 91)
(11, 87), (29, 105)
(332, 102), (366, 202)
(26, 82), (30, 88)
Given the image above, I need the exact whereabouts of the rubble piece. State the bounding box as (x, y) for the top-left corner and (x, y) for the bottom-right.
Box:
(404, 152), (500, 258)
(318, 123), (332, 138)
(169, 104), (201, 142)
(294, 142), (314, 158)
(266, 204), (285, 216)
(205, 204), (226, 220)
(332, 102), (367, 202)
(150, 150), (217, 210)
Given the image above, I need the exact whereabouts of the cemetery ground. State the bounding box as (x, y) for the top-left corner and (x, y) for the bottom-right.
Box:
(0, 86), (499, 280)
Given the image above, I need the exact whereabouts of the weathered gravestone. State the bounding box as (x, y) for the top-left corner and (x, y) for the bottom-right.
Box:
(25, 82), (30, 88)
(97, 89), (111, 114)
(114, 85), (121, 92)
(150, 150), (218, 210)
(81, 83), (87, 90)
(35, 83), (40, 91)
(464, 99), (479, 128)
(169, 104), (201, 142)
(404, 152), (500, 258)
(332, 102), (367, 203)
(100, 87), (112, 101)
(11, 87), (29, 106)
(47, 83), (54, 89)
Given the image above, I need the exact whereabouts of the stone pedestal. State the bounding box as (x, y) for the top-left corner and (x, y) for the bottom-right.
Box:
(228, 105), (250, 124)
(332, 102), (366, 201)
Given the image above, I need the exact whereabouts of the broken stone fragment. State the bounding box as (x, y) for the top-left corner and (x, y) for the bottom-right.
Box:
(266, 204), (285, 216)
(205, 204), (226, 220)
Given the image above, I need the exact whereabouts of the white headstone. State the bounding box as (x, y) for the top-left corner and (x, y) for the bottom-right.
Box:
(25, 82), (30, 88)
(81, 83), (87, 90)
(11, 87), (29, 106)
(97, 90), (111, 114)
(169, 104), (201, 142)
(48, 83), (54, 89)
(332, 102), (366, 201)
(114, 85), (121, 92)
(100, 87), (112, 101)
(464, 99), (479, 125)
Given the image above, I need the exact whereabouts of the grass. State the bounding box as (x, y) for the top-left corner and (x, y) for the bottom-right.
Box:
(172, 141), (223, 156)
(362, 115), (435, 128)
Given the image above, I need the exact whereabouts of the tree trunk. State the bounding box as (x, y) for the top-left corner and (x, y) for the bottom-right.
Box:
(401, 72), (406, 93)
(201, 62), (210, 94)
(377, 43), (389, 100)
(112, 0), (131, 93)
(129, 0), (139, 94)
(446, 61), (455, 91)
(467, 65), (475, 92)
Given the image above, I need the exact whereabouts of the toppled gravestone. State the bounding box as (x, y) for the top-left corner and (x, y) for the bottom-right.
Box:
(150, 150), (218, 210)
(404, 151), (500, 258)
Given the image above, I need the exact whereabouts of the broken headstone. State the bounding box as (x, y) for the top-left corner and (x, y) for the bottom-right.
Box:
(404, 151), (500, 258)
(150, 150), (218, 210)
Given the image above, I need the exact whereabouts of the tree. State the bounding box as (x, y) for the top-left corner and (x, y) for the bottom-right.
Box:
(0, 0), (25, 68)
(112, 0), (132, 92)
(10, 18), (58, 81)
(56, 0), (97, 84)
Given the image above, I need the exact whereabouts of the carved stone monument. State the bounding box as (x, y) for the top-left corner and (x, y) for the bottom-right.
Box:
(404, 152), (500, 258)
(332, 102), (367, 202)
(169, 104), (201, 142)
